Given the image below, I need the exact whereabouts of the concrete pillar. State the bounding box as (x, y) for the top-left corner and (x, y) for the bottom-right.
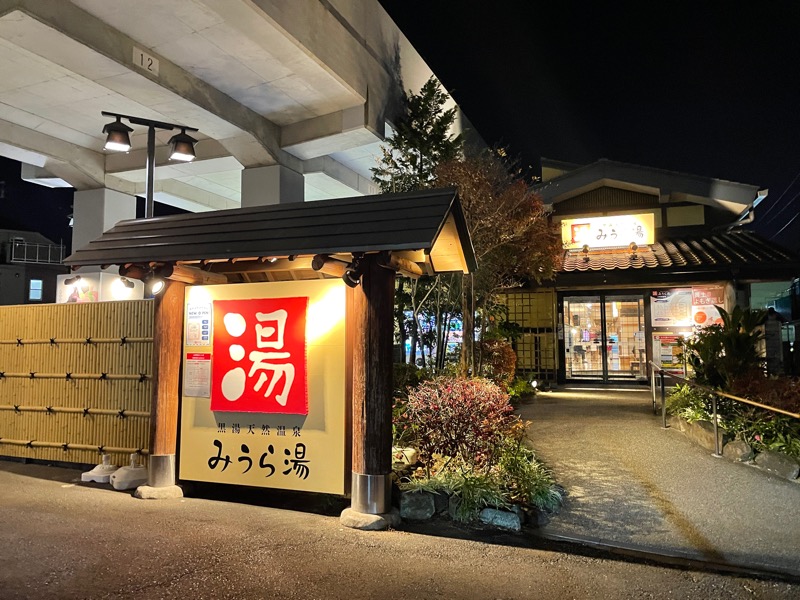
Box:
(72, 188), (136, 253)
(241, 164), (304, 207)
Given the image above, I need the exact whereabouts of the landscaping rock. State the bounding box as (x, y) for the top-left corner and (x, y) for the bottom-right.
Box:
(678, 419), (729, 453)
(391, 447), (419, 466)
(754, 450), (800, 480)
(722, 440), (754, 462)
(340, 507), (401, 531)
(526, 508), (551, 527)
(448, 495), (462, 520)
(399, 490), (435, 520)
(432, 491), (449, 515)
(479, 508), (521, 532)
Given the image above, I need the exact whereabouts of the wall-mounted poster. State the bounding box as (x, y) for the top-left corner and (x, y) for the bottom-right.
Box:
(652, 333), (686, 378)
(650, 288), (693, 327)
(179, 279), (348, 495)
(691, 286), (725, 328)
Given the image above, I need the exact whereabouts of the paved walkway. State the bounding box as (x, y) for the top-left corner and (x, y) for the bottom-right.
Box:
(518, 386), (800, 577)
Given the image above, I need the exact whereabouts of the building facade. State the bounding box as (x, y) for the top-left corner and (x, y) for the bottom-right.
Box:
(0, 229), (67, 304)
(503, 159), (800, 385)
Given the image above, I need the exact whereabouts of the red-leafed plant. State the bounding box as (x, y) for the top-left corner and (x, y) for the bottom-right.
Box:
(400, 376), (514, 473)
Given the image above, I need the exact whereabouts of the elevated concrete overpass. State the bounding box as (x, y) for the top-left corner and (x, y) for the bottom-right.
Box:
(0, 0), (470, 250)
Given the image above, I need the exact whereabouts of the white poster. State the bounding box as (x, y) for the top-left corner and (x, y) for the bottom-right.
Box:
(650, 289), (693, 327)
(186, 302), (212, 347)
(184, 353), (212, 397)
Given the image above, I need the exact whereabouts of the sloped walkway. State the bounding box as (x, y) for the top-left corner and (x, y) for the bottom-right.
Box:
(518, 386), (800, 577)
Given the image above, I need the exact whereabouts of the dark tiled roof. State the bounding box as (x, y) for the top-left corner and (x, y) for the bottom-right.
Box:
(560, 230), (798, 274)
(65, 188), (476, 273)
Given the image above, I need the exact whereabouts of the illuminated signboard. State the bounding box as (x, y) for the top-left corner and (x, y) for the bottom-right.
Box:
(180, 279), (348, 495)
(212, 297), (308, 415)
(561, 213), (655, 250)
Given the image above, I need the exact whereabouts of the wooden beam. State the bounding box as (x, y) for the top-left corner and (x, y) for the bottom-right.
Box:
(377, 252), (423, 279)
(148, 280), (186, 487)
(312, 254), (349, 278)
(203, 256), (314, 274)
(165, 264), (228, 285)
(350, 254), (395, 514)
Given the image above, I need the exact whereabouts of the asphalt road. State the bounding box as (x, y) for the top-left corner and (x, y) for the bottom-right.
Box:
(0, 460), (798, 599)
(519, 386), (800, 578)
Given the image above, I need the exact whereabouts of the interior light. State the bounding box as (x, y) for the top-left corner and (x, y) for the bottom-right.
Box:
(168, 128), (197, 162)
(102, 116), (133, 152)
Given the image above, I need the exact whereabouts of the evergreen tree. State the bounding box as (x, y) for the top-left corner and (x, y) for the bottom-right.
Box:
(371, 76), (463, 193)
(372, 77), (464, 365)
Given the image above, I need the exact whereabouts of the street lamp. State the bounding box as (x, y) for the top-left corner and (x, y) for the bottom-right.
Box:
(101, 111), (198, 218)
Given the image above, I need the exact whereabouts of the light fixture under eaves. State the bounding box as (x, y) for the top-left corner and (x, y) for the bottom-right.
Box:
(168, 128), (197, 162)
(102, 116), (133, 152)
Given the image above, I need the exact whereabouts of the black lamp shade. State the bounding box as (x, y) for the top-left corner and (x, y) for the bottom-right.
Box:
(168, 129), (197, 162)
(102, 118), (133, 152)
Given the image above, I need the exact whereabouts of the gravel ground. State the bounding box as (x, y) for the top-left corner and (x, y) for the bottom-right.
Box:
(518, 386), (800, 577)
(0, 459), (798, 600)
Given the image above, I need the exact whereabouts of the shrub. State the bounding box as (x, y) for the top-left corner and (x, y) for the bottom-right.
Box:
(497, 436), (562, 512)
(682, 305), (766, 388)
(401, 376), (514, 471)
(665, 383), (706, 416)
(477, 339), (517, 389)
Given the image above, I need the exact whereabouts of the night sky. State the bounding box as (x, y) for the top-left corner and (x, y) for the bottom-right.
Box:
(379, 1), (800, 252)
(2, 3), (799, 253)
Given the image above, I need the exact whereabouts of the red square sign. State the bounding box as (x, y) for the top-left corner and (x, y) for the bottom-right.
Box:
(211, 297), (308, 414)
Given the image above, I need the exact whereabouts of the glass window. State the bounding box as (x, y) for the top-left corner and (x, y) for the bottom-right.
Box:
(29, 279), (43, 301)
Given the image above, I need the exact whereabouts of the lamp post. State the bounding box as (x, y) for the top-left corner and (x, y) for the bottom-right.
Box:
(101, 111), (198, 218)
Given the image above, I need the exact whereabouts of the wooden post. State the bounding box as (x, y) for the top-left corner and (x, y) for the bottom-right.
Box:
(351, 255), (395, 514)
(146, 279), (186, 488)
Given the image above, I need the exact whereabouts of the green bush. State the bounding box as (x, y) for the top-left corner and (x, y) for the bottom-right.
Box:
(665, 383), (706, 416)
(497, 437), (562, 512)
(681, 305), (766, 388)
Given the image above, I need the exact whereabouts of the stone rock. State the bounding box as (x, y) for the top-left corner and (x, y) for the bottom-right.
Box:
(510, 504), (526, 525)
(399, 490), (435, 520)
(340, 507), (400, 530)
(391, 447), (419, 465)
(448, 495), (462, 520)
(754, 450), (800, 480)
(526, 508), (551, 527)
(432, 491), (449, 515)
(134, 485), (184, 499)
(479, 508), (521, 532)
(722, 440), (754, 462)
(678, 419), (728, 453)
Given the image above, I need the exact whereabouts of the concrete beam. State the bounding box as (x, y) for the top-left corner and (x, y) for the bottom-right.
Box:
(0, 117), (105, 188)
(282, 105), (384, 160)
(303, 156), (378, 197)
(1, 0), (294, 170)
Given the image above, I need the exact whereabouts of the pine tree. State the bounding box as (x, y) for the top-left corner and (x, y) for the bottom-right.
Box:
(371, 76), (463, 193)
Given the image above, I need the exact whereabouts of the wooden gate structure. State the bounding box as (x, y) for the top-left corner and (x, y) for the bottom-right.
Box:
(63, 188), (475, 519)
(0, 301), (153, 466)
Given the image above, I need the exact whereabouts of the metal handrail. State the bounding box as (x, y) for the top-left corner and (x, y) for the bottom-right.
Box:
(649, 361), (800, 458)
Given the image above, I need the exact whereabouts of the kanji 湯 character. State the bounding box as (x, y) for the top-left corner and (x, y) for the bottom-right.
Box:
(282, 443), (310, 479)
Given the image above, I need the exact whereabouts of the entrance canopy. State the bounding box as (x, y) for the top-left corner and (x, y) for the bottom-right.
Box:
(64, 188), (476, 283)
